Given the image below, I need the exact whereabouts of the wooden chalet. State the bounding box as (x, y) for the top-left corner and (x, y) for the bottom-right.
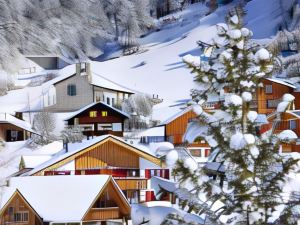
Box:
(64, 102), (129, 137)
(0, 175), (130, 225)
(24, 135), (169, 203)
(253, 78), (296, 115)
(0, 113), (38, 142)
(141, 105), (211, 158)
(264, 110), (300, 152)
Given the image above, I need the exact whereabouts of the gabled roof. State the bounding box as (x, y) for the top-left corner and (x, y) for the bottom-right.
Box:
(159, 105), (194, 126)
(267, 110), (300, 120)
(0, 189), (42, 222)
(266, 78), (296, 89)
(0, 113), (38, 135)
(26, 135), (161, 176)
(91, 72), (135, 94)
(64, 101), (129, 121)
(0, 175), (129, 223)
(21, 155), (52, 169)
(43, 64), (135, 94)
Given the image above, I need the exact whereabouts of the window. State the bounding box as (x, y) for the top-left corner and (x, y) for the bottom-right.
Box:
(265, 84), (273, 94)
(102, 111), (108, 117)
(290, 120), (297, 130)
(112, 123), (122, 131)
(98, 123), (112, 130)
(13, 212), (29, 223)
(89, 111), (97, 118)
(190, 149), (201, 157)
(112, 98), (115, 106)
(67, 84), (76, 96)
(11, 131), (18, 139)
(106, 97), (110, 105)
(78, 124), (94, 131)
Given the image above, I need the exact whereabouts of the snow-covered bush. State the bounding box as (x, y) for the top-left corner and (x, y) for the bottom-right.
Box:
(61, 126), (84, 144)
(31, 111), (57, 145)
(123, 93), (154, 117)
(166, 7), (300, 225)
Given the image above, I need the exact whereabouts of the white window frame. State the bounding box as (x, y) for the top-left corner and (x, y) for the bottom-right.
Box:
(98, 123), (112, 131)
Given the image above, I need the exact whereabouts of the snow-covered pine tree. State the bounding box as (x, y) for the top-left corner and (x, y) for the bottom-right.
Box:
(165, 8), (300, 225)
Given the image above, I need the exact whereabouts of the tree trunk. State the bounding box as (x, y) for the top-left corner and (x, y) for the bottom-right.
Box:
(114, 13), (119, 41)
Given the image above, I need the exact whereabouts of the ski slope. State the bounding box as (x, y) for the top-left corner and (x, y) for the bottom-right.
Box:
(90, 0), (283, 121)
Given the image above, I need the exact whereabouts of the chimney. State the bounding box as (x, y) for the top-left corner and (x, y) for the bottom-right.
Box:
(86, 63), (92, 83)
(76, 63), (81, 76)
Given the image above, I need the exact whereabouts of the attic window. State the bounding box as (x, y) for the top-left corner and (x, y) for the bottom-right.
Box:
(89, 111), (97, 118)
(13, 212), (29, 223)
(102, 111), (108, 117)
(67, 84), (76, 96)
(265, 85), (272, 94)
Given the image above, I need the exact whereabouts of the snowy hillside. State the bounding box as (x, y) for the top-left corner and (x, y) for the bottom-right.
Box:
(90, 0), (284, 121)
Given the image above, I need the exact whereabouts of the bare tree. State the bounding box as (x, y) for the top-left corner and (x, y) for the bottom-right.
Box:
(31, 111), (56, 145)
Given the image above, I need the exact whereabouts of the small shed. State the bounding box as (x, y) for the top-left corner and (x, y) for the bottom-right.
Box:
(0, 113), (38, 142)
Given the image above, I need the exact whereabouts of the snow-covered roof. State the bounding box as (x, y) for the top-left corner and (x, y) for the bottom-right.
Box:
(205, 162), (225, 173)
(255, 114), (268, 124)
(25, 135), (158, 176)
(184, 121), (208, 144)
(266, 78), (296, 89)
(267, 110), (300, 120)
(286, 110), (300, 119)
(0, 175), (127, 222)
(64, 101), (129, 121)
(21, 155), (52, 169)
(139, 126), (165, 137)
(151, 176), (177, 197)
(159, 105), (193, 126)
(42, 64), (134, 94)
(0, 113), (37, 134)
(91, 72), (135, 94)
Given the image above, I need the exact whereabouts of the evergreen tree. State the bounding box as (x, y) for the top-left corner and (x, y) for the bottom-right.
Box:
(165, 8), (300, 225)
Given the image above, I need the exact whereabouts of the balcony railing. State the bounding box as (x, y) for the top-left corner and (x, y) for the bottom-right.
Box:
(44, 168), (170, 180)
(84, 207), (120, 221)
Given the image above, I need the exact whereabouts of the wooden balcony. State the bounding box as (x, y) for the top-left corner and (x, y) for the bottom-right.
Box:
(115, 178), (148, 190)
(84, 207), (120, 221)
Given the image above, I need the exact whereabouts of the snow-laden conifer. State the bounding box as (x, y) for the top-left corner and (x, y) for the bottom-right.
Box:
(164, 7), (300, 225)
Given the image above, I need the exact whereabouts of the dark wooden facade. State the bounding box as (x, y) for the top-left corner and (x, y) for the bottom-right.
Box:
(0, 191), (42, 225)
(0, 123), (31, 142)
(256, 79), (294, 115)
(66, 102), (129, 137)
